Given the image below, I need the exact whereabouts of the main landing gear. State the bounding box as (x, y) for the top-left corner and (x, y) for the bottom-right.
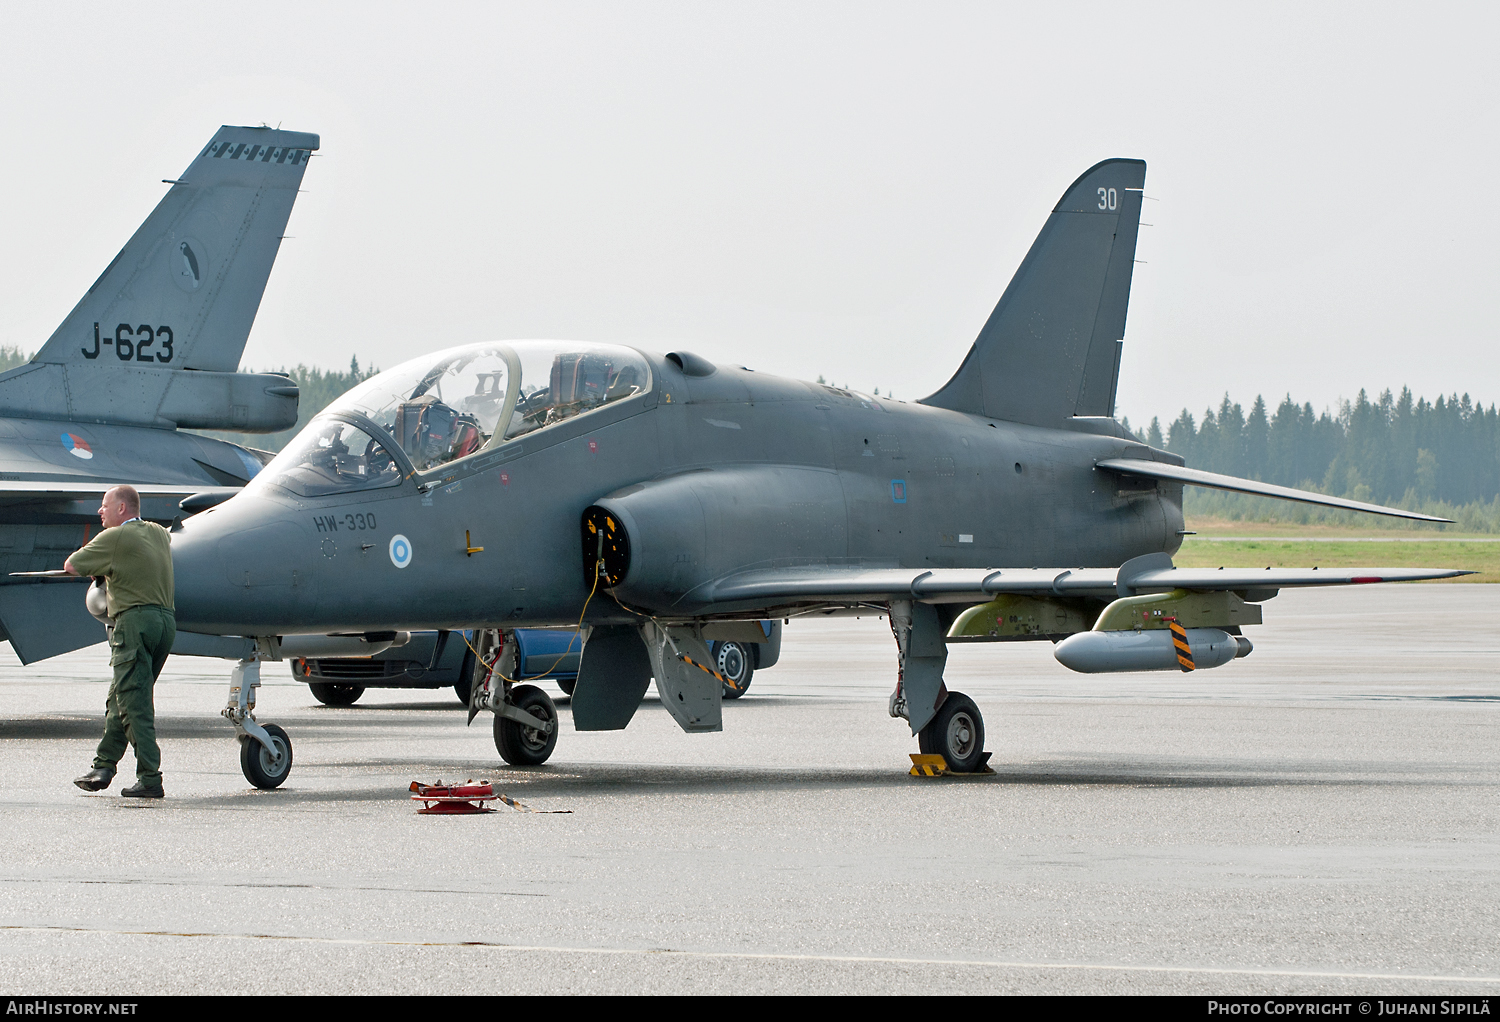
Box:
(224, 656), (294, 789)
(888, 600), (988, 773)
(493, 684), (558, 765)
(917, 692), (985, 773)
(468, 629), (559, 766)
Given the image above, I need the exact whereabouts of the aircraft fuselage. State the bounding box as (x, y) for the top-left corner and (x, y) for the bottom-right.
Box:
(0, 415), (265, 575)
(170, 353), (1183, 636)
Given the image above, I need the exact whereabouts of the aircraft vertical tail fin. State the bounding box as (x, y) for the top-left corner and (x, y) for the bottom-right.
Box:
(32, 125), (319, 373)
(921, 159), (1146, 426)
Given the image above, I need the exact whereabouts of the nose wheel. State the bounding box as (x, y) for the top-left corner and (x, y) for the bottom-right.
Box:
(240, 723), (294, 789)
(223, 656), (296, 789)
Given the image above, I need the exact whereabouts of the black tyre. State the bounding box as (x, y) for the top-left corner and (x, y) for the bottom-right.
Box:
(917, 692), (985, 773)
(556, 678), (576, 696)
(715, 641), (754, 700)
(454, 648), (476, 705)
(240, 723), (293, 789)
(494, 684), (558, 766)
(309, 682), (364, 707)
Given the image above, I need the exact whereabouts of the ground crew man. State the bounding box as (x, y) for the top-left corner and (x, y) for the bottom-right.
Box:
(65, 484), (176, 798)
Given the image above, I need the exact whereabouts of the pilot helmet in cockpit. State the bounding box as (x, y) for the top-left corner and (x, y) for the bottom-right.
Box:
(394, 395), (483, 471)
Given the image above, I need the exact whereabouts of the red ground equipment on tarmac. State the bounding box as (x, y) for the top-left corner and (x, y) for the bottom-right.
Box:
(409, 779), (498, 814)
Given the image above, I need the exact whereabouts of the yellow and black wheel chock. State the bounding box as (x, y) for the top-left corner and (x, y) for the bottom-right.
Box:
(908, 753), (995, 778)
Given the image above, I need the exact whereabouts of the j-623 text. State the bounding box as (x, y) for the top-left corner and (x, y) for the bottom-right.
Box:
(82, 322), (175, 362)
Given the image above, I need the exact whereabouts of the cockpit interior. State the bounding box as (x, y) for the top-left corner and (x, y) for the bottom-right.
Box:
(258, 341), (652, 497)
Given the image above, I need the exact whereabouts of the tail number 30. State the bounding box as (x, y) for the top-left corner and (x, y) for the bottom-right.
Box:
(1097, 187), (1118, 211)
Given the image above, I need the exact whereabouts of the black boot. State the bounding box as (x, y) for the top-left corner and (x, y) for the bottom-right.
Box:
(121, 781), (164, 799)
(74, 767), (115, 791)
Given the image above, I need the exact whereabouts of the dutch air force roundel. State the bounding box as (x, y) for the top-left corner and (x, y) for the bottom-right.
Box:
(61, 433), (93, 460)
(389, 534), (413, 569)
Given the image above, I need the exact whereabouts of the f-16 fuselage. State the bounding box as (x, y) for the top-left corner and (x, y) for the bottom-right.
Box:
(170, 345), (1184, 636)
(0, 413), (269, 575)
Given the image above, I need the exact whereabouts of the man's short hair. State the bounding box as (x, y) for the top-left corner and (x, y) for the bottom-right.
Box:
(107, 484), (141, 515)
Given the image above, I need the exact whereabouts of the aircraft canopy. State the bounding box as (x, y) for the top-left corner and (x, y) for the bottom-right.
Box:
(258, 341), (652, 493)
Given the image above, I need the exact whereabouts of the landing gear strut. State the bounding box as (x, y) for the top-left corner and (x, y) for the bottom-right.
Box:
(469, 630), (560, 766)
(888, 599), (988, 772)
(224, 656), (294, 789)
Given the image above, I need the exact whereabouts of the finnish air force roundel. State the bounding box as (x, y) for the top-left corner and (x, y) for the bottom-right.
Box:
(389, 534), (413, 569)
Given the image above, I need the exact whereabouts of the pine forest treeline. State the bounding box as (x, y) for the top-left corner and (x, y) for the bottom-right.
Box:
(1125, 388), (1500, 531)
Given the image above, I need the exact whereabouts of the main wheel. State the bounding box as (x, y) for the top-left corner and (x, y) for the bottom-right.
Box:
(454, 648), (476, 705)
(715, 641), (754, 700)
(309, 682), (364, 706)
(494, 684), (558, 766)
(917, 692), (985, 773)
(556, 678), (576, 696)
(240, 723), (294, 789)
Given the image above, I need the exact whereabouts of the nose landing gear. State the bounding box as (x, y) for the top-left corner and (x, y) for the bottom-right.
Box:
(240, 722), (294, 788)
(223, 656), (295, 789)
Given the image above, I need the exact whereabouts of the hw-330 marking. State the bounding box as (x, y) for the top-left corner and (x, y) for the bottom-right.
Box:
(313, 513), (379, 533)
(81, 322), (174, 362)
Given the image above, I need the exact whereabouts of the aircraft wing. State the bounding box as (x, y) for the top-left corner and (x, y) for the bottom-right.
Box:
(0, 482), (237, 520)
(705, 561), (1474, 606)
(1095, 458), (1452, 523)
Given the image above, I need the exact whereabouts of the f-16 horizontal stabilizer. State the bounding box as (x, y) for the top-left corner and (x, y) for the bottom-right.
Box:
(1095, 459), (1453, 523)
(923, 158), (1146, 427)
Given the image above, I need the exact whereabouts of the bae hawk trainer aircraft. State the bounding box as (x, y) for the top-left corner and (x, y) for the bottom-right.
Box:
(156, 158), (1465, 788)
(0, 125), (317, 663)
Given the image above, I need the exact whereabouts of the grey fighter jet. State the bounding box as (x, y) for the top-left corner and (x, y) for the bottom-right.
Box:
(163, 158), (1467, 789)
(0, 125), (317, 663)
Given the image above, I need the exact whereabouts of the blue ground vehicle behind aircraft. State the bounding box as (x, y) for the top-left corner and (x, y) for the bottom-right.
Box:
(293, 622), (780, 706)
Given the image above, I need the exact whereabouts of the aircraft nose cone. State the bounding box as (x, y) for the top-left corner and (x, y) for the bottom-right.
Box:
(171, 495), (317, 634)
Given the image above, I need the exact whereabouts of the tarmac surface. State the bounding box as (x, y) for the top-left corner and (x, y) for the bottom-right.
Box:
(1, 585), (1498, 995)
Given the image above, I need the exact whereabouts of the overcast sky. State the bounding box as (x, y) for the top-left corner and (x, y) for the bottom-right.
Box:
(1, 2), (1494, 427)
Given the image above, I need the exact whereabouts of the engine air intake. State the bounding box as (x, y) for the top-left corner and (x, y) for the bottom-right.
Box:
(581, 506), (631, 588)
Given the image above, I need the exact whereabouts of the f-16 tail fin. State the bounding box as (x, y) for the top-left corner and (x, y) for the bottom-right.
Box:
(33, 124), (318, 373)
(921, 159), (1146, 427)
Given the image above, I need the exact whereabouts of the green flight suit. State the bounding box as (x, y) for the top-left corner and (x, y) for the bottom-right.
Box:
(68, 519), (176, 787)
